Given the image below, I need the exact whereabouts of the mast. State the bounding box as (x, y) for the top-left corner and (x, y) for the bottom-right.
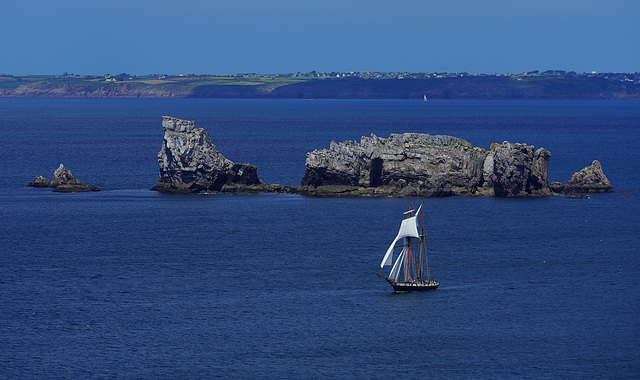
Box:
(405, 237), (410, 282)
(405, 203), (413, 283)
(419, 201), (424, 282)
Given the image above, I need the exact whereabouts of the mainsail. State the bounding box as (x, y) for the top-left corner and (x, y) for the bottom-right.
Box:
(380, 204), (422, 268)
(389, 246), (408, 282)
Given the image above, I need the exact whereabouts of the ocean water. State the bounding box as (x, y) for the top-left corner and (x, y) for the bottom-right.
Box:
(0, 98), (638, 378)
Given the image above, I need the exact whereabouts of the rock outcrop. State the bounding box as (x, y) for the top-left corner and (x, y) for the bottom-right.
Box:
(28, 175), (52, 188)
(487, 142), (552, 197)
(550, 160), (613, 194)
(301, 134), (487, 196)
(151, 116), (267, 193)
(300, 134), (553, 197)
(28, 164), (100, 192)
(147, 120), (611, 198)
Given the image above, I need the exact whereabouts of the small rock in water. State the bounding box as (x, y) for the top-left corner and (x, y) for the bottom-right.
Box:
(551, 160), (613, 194)
(28, 164), (100, 192)
(27, 175), (52, 188)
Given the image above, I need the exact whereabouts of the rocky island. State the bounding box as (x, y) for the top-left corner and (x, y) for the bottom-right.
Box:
(28, 164), (100, 192)
(300, 134), (553, 197)
(151, 116), (612, 197)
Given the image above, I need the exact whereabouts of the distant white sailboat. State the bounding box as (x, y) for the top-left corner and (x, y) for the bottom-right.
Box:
(423, 94), (428, 101)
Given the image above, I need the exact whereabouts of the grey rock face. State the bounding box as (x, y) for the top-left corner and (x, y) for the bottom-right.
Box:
(28, 164), (100, 192)
(302, 133), (488, 196)
(301, 134), (552, 197)
(551, 160), (613, 194)
(489, 142), (552, 197)
(151, 116), (265, 193)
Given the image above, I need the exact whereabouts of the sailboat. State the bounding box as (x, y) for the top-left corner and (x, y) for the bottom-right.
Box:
(423, 94), (428, 101)
(377, 202), (439, 292)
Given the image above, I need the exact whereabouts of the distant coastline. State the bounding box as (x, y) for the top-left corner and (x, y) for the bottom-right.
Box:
(1, 71), (639, 99)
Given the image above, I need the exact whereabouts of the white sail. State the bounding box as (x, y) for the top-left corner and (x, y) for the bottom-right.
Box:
(389, 246), (407, 282)
(380, 205), (422, 268)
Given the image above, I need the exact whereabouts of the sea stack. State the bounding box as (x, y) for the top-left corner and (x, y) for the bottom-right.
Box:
(550, 160), (614, 194)
(28, 164), (100, 192)
(300, 134), (552, 197)
(151, 116), (266, 193)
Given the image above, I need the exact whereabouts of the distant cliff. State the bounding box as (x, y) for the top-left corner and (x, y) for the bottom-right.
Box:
(265, 77), (640, 100)
(2, 75), (639, 99)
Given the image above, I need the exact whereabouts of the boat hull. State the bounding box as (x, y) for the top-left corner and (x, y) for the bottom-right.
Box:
(391, 282), (439, 292)
(377, 274), (440, 292)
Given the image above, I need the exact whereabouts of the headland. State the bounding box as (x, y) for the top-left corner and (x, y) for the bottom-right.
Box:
(2, 71), (639, 99)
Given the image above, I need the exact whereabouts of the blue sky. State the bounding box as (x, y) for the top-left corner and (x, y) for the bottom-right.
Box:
(2, 0), (638, 75)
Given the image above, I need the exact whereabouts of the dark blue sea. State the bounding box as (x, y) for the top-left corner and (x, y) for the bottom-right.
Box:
(1, 98), (639, 378)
